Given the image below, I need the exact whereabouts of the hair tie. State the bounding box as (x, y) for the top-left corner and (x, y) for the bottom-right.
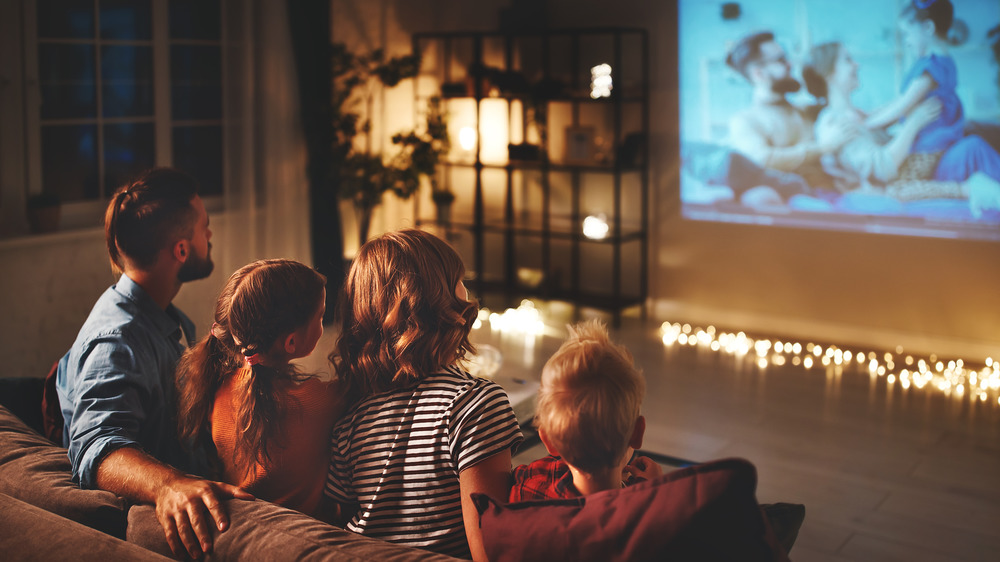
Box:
(210, 322), (225, 340)
(914, 0), (935, 9)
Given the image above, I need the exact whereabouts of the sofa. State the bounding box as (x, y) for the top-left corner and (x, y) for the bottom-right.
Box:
(0, 403), (458, 561)
(1, 382), (800, 561)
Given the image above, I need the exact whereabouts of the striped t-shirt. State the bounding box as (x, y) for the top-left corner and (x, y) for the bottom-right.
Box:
(326, 365), (523, 558)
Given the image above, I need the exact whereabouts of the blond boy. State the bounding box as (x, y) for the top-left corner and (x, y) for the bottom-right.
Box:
(510, 320), (662, 501)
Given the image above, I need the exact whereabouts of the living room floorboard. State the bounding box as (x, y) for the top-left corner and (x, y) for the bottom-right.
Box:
(301, 312), (1000, 561)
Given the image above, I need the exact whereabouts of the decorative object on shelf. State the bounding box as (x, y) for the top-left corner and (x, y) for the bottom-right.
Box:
(26, 192), (61, 234)
(331, 43), (422, 242)
(564, 126), (596, 164)
(617, 132), (647, 168)
(508, 142), (542, 162)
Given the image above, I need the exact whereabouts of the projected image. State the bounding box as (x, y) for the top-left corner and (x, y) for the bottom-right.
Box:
(679, 0), (1000, 240)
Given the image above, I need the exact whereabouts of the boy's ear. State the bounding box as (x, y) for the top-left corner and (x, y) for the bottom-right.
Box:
(627, 415), (646, 451)
(537, 428), (561, 457)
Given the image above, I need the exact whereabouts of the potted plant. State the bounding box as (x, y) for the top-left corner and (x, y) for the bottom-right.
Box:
(26, 192), (61, 234)
(330, 43), (421, 242)
(391, 96), (453, 225)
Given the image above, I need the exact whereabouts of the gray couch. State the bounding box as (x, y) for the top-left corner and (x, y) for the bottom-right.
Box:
(0, 404), (457, 561)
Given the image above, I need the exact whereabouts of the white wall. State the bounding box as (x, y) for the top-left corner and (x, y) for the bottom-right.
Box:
(0, 213), (249, 379)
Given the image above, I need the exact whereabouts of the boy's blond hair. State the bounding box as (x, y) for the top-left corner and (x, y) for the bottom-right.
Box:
(534, 320), (645, 473)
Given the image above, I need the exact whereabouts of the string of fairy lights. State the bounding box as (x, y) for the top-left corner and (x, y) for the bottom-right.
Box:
(659, 322), (1000, 407)
(467, 300), (1000, 407)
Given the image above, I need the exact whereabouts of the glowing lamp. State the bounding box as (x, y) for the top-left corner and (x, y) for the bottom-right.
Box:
(582, 214), (610, 239)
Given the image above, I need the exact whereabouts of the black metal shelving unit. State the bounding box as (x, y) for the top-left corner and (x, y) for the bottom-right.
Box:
(412, 28), (649, 322)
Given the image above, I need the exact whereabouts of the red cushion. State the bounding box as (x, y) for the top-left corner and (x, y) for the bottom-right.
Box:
(474, 457), (789, 562)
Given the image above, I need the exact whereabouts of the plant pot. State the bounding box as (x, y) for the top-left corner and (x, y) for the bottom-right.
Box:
(435, 201), (452, 225)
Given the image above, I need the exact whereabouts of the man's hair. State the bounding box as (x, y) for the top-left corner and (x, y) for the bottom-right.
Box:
(104, 167), (200, 274)
(534, 320), (645, 473)
(330, 228), (478, 405)
(726, 31), (776, 80)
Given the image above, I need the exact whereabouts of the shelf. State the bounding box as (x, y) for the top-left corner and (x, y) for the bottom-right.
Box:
(412, 27), (649, 324)
(440, 160), (645, 173)
(469, 279), (646, 313)
(416, 214), (644, 242)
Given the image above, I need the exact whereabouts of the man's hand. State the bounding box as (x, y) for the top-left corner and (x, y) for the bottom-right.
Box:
(623, 456), (663, 484)
(155, 474), (255, 559)
(95, 447), (253, 560)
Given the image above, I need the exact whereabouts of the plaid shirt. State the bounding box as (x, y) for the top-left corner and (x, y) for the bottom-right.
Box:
(509, 455), (580, 502)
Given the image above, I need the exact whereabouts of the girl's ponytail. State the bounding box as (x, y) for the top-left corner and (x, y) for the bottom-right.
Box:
(177, 328), (239, 455)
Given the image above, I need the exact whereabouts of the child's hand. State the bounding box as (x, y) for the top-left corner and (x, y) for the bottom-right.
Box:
(623, 456), (663, 484)
(907, 98), (942, 130)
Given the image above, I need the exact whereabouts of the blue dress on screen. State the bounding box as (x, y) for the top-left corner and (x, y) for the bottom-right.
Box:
(902, 53), (1000, 182)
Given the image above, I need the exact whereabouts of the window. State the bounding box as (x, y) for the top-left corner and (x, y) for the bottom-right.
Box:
(23, 0), (222, 225)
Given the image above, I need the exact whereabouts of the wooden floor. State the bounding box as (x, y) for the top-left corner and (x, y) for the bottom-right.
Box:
(467, 311), (1000, 562)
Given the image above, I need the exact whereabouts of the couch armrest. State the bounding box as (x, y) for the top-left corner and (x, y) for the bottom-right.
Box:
(0, 405), (128, 538)
(0, 493), (168, 561)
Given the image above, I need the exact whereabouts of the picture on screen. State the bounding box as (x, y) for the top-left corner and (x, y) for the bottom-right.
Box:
(679, 0), (1000, 240)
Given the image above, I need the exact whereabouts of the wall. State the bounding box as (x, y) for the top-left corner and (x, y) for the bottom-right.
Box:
(3, 0), (997, 383)
(350, 0), (1000, 360)
(0, 214), (237, 380)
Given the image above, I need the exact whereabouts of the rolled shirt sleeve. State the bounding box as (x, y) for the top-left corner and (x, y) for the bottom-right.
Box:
(63, 334), (155, 487)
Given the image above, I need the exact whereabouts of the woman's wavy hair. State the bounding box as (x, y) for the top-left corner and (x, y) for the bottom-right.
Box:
(105, 168), (199, 275)
(177, 259), (326, 476)
(330, 229), (478, 405)
(802, 42), (842, 105)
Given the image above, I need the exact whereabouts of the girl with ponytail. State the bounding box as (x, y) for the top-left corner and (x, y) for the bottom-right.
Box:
(865, 0), (1000, 184)
(176, 259), (341, 517)
(802, 41), (1000, 213)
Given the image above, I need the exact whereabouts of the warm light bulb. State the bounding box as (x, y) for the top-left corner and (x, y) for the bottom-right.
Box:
(582, 214), (610, 239)
(590, 63), (613, 99)
(459, 126), (477, 151)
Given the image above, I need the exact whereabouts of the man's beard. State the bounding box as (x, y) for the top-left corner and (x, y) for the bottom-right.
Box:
(178, 246), (214, 282)
(772, 76), (801, 94)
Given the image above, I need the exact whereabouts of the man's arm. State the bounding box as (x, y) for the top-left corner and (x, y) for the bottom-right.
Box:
(97, 447), (253, 559)
(731, 111), (855, 172)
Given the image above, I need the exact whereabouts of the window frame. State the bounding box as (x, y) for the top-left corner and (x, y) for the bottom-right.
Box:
(11, 0), (223, 234)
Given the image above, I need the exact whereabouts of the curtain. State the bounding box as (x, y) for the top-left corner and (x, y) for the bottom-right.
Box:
(287, 0), (345, 322)
(218, 0), (314, 276)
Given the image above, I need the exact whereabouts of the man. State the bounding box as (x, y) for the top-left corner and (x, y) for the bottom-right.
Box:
(726, 31), (853, 192)
(56, 168), (251, 559)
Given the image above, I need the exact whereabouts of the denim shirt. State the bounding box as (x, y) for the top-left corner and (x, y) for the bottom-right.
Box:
(56, 274), (199, 488)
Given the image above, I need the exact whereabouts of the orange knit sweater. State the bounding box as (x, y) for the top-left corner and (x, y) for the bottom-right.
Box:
(211, 367), (342, 516)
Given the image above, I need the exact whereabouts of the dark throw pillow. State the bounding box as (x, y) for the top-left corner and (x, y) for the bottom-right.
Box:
(474, 457), (790, 562)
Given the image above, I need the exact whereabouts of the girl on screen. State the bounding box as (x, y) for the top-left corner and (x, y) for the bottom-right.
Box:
(864, 0), (1000, 184)
(804, 41), (1000, 216)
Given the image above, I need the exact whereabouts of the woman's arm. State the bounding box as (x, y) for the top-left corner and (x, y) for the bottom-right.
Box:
(459, 449), (513, 562)
(865, 74), (935, 130)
